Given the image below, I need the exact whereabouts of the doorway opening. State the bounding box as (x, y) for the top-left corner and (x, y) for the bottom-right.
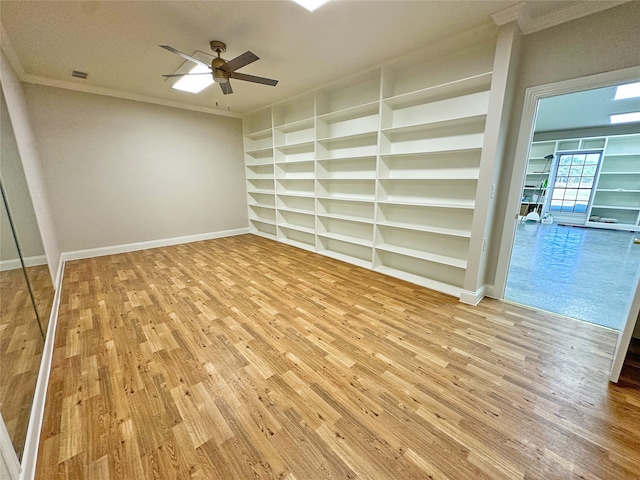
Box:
(504, 81), (640, 331)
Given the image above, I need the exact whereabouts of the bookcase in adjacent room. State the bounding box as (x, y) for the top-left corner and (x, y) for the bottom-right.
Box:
(589, 134), (640, 230)
(521, 134), (640, 231)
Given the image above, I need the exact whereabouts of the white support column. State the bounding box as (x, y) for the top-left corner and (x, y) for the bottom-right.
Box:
(461, 17), (523, 305)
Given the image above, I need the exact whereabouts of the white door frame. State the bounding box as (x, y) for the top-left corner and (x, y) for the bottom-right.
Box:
(494, 65), (640, 297)
(610, 267), (640, 383)
(493, 66), (640, 381)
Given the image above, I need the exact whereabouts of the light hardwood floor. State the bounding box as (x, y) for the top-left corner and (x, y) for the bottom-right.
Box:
(36, 234), (640, 479)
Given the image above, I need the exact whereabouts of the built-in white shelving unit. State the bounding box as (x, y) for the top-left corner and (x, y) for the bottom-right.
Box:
(522, 134), (640, 231)
(589, 134), (640, 231)
(520, 141), (554, 216)
(243, 37), (502, 298)
(244, 109), (276, 239)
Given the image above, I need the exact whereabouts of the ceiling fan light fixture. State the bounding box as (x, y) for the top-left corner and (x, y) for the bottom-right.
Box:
(213, 68), (228, 84)
(172, 63), (214, 93)
(293, 0), (330, 11)
(614, 82), (640, 100)
(610, 112), (640, 124)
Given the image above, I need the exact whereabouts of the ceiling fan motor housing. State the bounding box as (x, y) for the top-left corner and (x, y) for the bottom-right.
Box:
(211, 57), (226, 69)
(209, 40), (229, 82)
(210, 40), (226, 55)
(161, 40), (277, 94)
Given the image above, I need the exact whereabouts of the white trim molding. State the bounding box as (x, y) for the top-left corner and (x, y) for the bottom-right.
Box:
(21, 74), (242, 119)
(491, 3), (529, 30)
(0, 21), (25, 79)
(60, 227), (250, 264)
(18, 261), (64, 480)
(0, 255), (48, 272)
(492, 1), (632, 34)
(522, 0), (632, 35)
(0, 413), (20, 480)
(460, 286), (487, 306)
(610, 267), (640, 383)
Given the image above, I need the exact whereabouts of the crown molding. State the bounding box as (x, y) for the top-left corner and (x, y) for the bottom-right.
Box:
(20, 74), (242, 118)
(0, 21), (25, 79)
(523, 0), (632, 34)
(491, 3), (529, 30)
(1, 20), (240, 119)
(492, 0), (632, 35)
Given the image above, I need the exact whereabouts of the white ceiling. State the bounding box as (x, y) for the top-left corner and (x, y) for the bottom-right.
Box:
(535, 84), (640, 133)
(0, 0), (632, 117)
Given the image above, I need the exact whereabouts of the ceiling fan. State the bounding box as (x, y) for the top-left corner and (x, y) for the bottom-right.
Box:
(160, 41), (278, 95)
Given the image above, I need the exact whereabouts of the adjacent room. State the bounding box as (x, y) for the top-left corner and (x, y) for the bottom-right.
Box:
(1, 1), (639, 479)
(506, 84), (640, 330)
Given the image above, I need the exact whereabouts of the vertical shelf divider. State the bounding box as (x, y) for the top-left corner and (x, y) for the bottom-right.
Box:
(243, 31), (513, 300)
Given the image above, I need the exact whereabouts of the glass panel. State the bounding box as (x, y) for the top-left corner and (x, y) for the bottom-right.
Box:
(564, 189), (578, 200)
(555, 176), (568, 187)
(548, 151), (601, 215)
(580, 177), (594, 188)
(569, 165), (584, 176)
(577, 190), (591, 200)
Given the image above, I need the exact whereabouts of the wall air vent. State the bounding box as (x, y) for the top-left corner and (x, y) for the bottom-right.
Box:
(71, 70), (88, 79)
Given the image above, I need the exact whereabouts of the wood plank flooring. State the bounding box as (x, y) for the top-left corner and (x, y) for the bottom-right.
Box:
(36, 234), (640, 479)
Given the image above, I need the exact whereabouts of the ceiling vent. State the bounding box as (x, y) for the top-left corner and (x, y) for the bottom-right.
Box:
(71, 70), (88, 80)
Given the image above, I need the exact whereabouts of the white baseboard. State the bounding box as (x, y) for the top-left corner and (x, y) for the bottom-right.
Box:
(483, 284), (498, 299)
(459, 285), (487, 306)
(1, 413), (20, 480)
(19, 260), (65, 480)
(0, 255), (47, 272)
(60, 227), (250, 263)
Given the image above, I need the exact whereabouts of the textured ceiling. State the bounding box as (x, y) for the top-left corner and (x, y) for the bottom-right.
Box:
(0, 0), (631, 116)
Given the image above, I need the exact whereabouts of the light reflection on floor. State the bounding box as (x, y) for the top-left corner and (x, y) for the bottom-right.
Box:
(505, 223), (640, 330)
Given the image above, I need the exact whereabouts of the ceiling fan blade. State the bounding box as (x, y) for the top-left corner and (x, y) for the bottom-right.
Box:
(220, 81), (233, 95)
(230, 72), (278, 86)
(162, 72), (212, 78)
(222, 51), (259, 72)
(159, 45), (210, 68)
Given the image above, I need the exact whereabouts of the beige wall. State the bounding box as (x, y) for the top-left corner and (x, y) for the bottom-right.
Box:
(22, 84), (247, 253)
(487, 1), (640, 287)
